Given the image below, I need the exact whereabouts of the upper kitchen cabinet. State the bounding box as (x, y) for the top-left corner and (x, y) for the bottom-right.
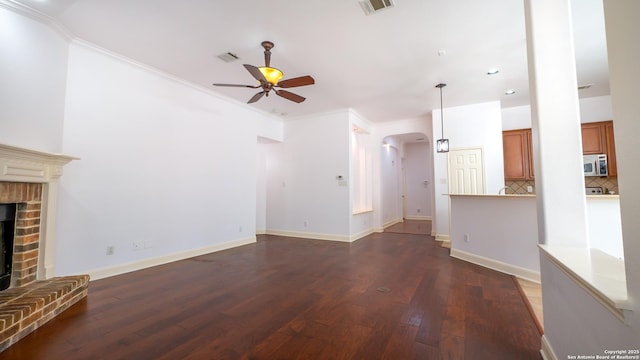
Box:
(503, 129), (534, 180)
(503, 121), (617, 180)
(605, 122), (617, 177)
(581, 122), (607, 154)
(581, 120), (617, 176)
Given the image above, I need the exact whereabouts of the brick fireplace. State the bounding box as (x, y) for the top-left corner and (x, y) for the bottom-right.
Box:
(1, 182), (43, 288)
(0, 144), (89, 352)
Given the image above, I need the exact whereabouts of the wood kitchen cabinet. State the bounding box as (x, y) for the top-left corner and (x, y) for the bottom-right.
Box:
(581, 122), (607, 154)
(581, 120), (617, 176)
(503, 129), (534, 180)
(502, 121), (618, 181)
(605, 122), (617, 176)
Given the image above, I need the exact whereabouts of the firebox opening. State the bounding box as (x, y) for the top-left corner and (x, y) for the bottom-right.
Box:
(0, 203), (16, 291)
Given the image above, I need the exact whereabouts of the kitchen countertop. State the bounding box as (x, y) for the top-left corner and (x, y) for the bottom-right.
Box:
(448, 194), (619, 199)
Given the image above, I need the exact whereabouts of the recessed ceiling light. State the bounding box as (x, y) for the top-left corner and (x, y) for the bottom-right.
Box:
(505, 89), (516, 95)
(578, 84), (593, 90)
(487, 68), (500, 75)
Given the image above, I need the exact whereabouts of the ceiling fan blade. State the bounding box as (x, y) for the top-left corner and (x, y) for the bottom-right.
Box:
(275, 89), (306, 103)
(213, 83), (260, 88)
(248, 91), (266, 104)
(244, 64), (266, 83)
(276, 76), (315, 88)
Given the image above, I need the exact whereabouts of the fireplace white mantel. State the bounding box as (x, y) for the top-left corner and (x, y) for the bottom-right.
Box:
(0, 143), (78, 280)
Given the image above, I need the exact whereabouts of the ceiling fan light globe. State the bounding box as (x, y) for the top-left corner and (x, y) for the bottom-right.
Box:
(259, 67), (284, 85)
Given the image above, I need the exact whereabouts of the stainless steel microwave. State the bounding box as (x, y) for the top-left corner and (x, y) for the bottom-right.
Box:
(584, 154), (607, 177)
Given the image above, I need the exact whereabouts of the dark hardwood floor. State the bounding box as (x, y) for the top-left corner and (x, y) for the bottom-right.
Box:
(384, 219), (432, 235)
(2, 230), (541, 359)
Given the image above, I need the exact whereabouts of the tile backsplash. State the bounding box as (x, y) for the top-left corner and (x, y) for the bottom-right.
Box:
(504, 180), (536, 195)
(504, 177), (618, 195)
(585, 177), (619, 194)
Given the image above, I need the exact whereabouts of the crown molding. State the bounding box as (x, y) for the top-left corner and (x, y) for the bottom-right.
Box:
(0, 0), (74, 41)
(2, 0), (282, 122)
(72, 38), (282, 121)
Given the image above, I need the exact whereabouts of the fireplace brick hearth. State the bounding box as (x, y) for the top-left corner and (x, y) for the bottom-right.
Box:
(0, 181), (89, 352)
(0, 275), (89, 351)
(0, 144), (87, 353)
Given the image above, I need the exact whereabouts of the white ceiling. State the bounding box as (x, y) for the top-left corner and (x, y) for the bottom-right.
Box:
(15, 0), (609, 123)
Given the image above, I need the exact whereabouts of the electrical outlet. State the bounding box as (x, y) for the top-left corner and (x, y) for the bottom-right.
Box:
(239, 225), (243, 233)
(527, 186), (533, 193)
(417, 209), (421, 213)
(106, 245), (114, 255)
(133, 241), (142, 251)
(304, 220), (308, 227)
(464, 234), (470, 243)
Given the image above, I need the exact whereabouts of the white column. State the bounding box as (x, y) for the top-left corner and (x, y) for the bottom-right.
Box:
(524, 0), (588, 247)
(39, 179), (60, 279)
(604, 0), (640, 324)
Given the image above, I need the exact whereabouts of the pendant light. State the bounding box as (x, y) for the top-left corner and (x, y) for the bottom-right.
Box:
(435, 83), (449, 153)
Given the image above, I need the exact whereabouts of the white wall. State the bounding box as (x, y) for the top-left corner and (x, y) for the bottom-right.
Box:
(432, 101), (504, 240)
(402, 142), (431, 220)
(265, 111), (350, 238)
(55, 42), (282, 276)
(587, 197), (623, 259)
(450, 196), (540, 281)
(0, 7), (68, 152)
(349, 111), (374, 239)
(449, 195), (623, 282)
(380, 143), (401, 226)
(256, 143), (268, 234)
(502, 95), (614, 130)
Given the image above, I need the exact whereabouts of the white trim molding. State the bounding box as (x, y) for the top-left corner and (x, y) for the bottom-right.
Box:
(349, 229), (375, 242)
(0, 143), (78, 279)
(265, 229), (352, 242)
(0, 0), (74, 41)
(540, 335), (558, 360)
(435, 233), (450, 242)
(450, 248), (541, 283)
(382, 218), (403, 229)
(89, 236), (256, 281)
(404, 215), (432, 221)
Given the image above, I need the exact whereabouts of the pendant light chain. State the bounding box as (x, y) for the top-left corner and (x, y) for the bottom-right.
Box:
(440, 85), (444, 139)
(435, 83), (449, 153)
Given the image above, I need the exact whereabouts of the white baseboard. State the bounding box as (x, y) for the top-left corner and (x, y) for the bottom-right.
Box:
(450, 248), (541, 283)
(89, 236), (256, 281)
(382, 218), (403, 229)
(349, 229), (375, 242)
(540, 335), (558, 360)
(403, 215), (432, 221)
(435, 234), (450, 242)
(265, 229), (352, 242)
(255, 228), (266, 235)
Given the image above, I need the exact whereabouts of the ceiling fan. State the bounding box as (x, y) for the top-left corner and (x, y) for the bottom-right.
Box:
(213, 41), (315, 104)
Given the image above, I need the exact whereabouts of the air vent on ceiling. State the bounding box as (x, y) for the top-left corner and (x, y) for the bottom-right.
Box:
(577, 83), (593, 90)
(217, 52), (240, 62)
(359, 0), (395, 15)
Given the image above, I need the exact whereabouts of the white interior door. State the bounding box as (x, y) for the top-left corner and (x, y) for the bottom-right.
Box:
(448, 147), (485, 195)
